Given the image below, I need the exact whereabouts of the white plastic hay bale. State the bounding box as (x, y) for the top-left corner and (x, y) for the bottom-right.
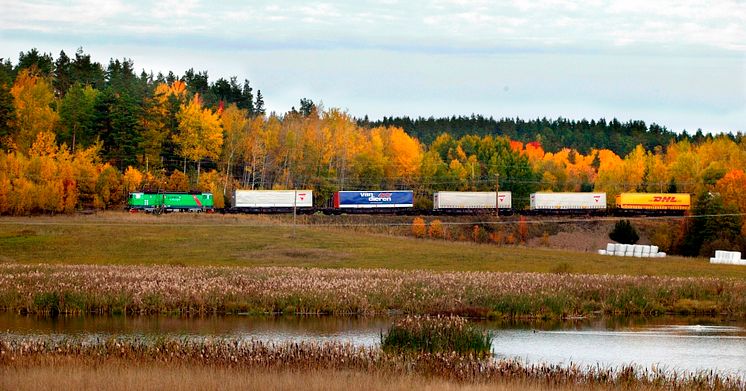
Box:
(598, 249), (607, 255)
(650, 245), (658, 254)
(606, 243), (615, 252)
(657, 252), (666, 258)
(615, 244), (626, 253)
(615, 251), (625, 257)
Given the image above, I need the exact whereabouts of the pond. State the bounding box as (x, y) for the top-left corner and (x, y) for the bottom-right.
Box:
(1, 313), (744, 379)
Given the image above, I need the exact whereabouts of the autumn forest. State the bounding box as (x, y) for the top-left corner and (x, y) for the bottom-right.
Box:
(0, 48), (745, 231)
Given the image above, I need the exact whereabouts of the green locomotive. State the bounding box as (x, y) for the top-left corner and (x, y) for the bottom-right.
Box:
(128, 192), (214, 213)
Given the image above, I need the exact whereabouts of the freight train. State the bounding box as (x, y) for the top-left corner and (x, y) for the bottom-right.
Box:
(127, 189), (692, 216)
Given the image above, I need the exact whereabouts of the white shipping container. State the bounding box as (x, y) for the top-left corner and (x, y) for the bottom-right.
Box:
(530, 192), (606, 210)
(433, 192), (512, 210)
(233, 190), (313, 208)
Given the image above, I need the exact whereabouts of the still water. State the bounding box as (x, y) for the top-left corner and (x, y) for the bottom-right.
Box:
(1, 313), (744, 379)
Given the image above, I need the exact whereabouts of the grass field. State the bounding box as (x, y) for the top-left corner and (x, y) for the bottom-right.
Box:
(0, 213), (743, 279)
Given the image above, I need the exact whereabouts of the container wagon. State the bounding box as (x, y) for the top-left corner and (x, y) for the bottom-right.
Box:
(333, 190), (413, 213)
(529, 192), (606, 213)
(433, 191), (512, 213)
(231, 190), (313, 213)
(615, 193), (690, 215)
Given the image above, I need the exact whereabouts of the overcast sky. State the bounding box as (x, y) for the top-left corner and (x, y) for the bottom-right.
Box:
(1, 0), (744, 133)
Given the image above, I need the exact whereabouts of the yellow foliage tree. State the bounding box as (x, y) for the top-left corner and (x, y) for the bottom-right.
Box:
(197, 169), (225, 209)
(715, 169), (746, 233)
(10, 69), (59, 153)
(167, 170), (189, 191)
(174, 94), (223, 183)
(122, 166), (144, 192)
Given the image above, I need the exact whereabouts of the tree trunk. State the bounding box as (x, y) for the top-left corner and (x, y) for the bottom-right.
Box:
(197, 160), (201, 186)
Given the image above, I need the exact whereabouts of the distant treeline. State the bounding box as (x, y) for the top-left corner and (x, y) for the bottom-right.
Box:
(367, 115), (744, 156)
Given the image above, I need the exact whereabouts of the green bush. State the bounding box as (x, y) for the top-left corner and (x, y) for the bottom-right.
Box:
(381, 315), (492, 357)
(609, 219), (639, 244)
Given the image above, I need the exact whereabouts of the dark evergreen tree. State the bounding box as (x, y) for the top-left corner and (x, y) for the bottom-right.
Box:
(255, 90), (265, 115)
(53, 50), (73, 96)
(609, 220), (640, 244)
(72, 48), (105, 88)
(183, 68), (209, 96)
(239, 79), (254, 113)
(16, 48), (54, 75)
(93, 88), (144, 168)
(299, 98), (316, 116)
(0, 59), (15, 145)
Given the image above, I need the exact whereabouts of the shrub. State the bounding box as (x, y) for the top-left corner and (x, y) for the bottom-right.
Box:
(428, 219), (444, 239)
(609, 219), (639, 244)
(411, 217), (426, 238)
(381, 315), (492, 357)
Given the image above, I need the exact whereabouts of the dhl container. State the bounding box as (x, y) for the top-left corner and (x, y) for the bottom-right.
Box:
(615, 193), (690, 210)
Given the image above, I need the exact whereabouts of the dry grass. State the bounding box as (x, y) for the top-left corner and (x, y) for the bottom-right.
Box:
(1, 337), (741, 391)
(0, 363), (661, 391)
(1, 264), (744, 317)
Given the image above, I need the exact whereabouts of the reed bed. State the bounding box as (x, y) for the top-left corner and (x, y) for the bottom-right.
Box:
(381, 315), (492, 356)
(0, 264), (744, 318)
(0, 335), (742, 390)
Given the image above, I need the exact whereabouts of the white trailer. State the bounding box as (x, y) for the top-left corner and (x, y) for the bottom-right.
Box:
(233, 190), (313, 208)
(530, 192), (606, 210)
(433, 191), (512, 210)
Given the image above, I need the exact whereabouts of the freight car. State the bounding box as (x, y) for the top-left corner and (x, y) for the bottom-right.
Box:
(127, 192), (214, 213)
(332, 190), (414, 213)
(230, 190), (313, 213)
(615, 192), (690, 215)
(433, 191), (512, 214)
(529, 192), (606, 214)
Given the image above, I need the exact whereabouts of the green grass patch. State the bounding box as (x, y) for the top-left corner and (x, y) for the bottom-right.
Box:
(0, 213), (744, 279)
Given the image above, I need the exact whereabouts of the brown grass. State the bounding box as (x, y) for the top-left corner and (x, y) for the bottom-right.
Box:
(2, 336), (741, 390)
(2, 264), (744, 317)
(0, 362), (666, 391)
